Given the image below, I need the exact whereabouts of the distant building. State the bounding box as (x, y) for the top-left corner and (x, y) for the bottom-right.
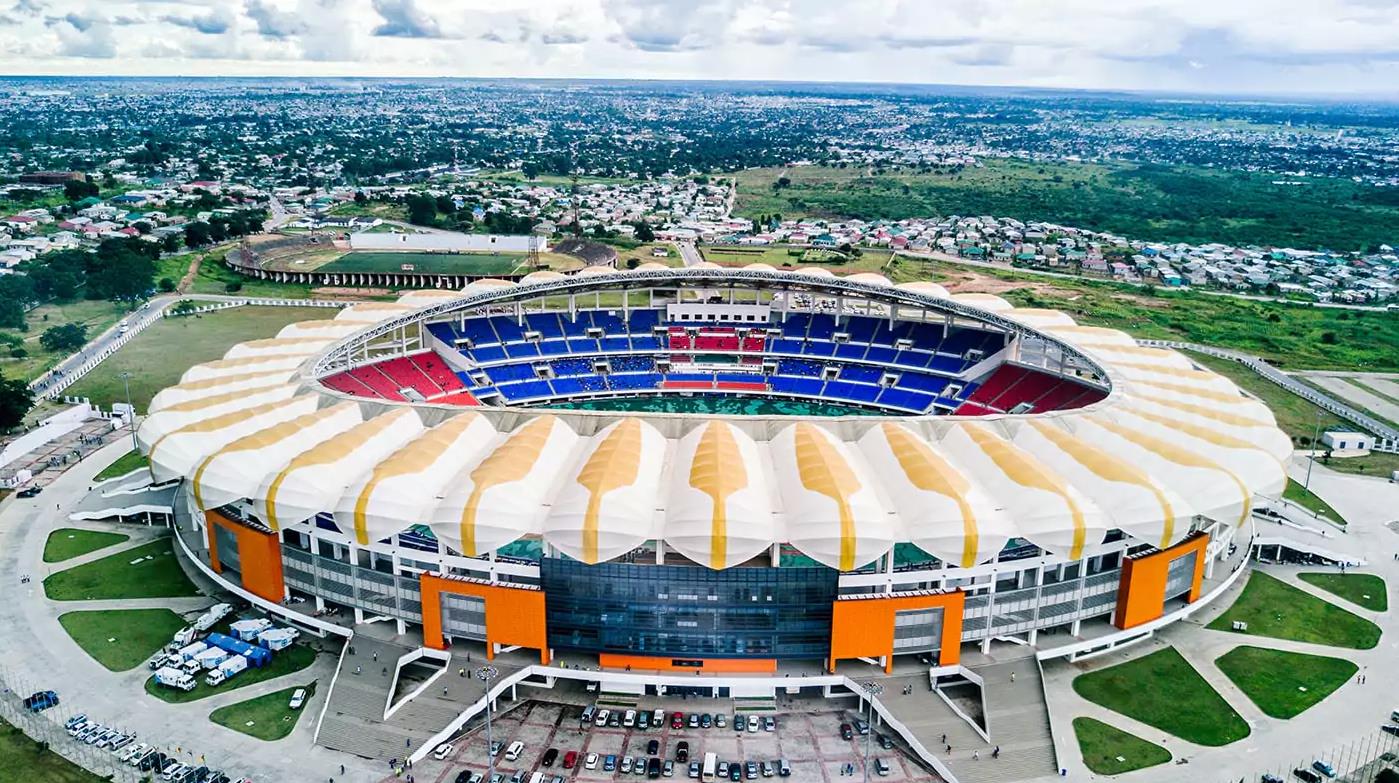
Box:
(1321, 431), (1374, 453)
(19, 171), (84, 185)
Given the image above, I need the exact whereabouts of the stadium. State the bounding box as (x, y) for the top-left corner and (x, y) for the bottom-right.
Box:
(137, 264), (1290, 678)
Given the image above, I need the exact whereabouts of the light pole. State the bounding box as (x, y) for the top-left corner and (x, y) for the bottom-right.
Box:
(860, 681), (883, 783)
(477, 665), (500, 780)
(1304, 409), (1323, 497)
(119, 371), (138, 452)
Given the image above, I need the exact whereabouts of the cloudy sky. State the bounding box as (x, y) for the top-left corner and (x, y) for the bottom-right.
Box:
(3, 0), (1399, 95)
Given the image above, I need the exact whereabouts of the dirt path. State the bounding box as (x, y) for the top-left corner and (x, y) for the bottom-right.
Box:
(176, 252), (203, 292)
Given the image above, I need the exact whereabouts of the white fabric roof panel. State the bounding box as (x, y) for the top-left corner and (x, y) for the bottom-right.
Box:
(429, 415), (579, 558)
(936, 422), (1108, 560)
(251, 408), (425, 531)
(664, 421), (776, 570)
(544, 418), (668, 565)
(276, 320), (365, 340)
(771, 422), (894, 572)
(148, 395), (321, 484)
(148, 370), (298, 414)
(857, 422), (1013, 568)
(137, 384), (301, 453)
(223, 337), (334, 360)
(179, 354), (310, 384)
(333, 302), (413, 323)
(334, 413), (497, 546)
(191, 402), (363, 512)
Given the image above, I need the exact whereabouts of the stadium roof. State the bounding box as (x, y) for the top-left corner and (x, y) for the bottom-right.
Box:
(143, 267), (1290, 571)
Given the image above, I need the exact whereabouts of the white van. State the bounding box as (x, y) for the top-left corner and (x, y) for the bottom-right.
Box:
(505, 740), (525, 761)
(594, 708), (610, 727)
(623, 709), (637, 727)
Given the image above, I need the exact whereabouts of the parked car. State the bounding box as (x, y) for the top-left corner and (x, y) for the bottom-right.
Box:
(647, 739), (660, 756)
(745, 761), (759, 779)
(733, 715), (746, 732)
(1261, 775), (1284, 783)
(17, 485), (42, 498)
(1383, 725), (1399, 737)
(1312, 760), (1337, 778)
(700, 713), (712, 729)
(778, 759), (791, 777)
(23, 690), (59, 712)
(663, 760), (674, 777)
(595, 708), (610, 727)
(654, 708), (666, 727)
(647, 756), (662, 778)
(763, 716), (775, 732)
(638, 710), (651, 730)
(875, 758), (891, 777)
(604, 754), (617, 771)
(676, 741), (689, 762)
(622, 757), (634, 774)
(289, 689), (307, 709)
(1294, 770), (1322, 783)
(761, 761), (774, 778)
(671, 711), (684, 729)
(729, 763), (742, 781)
(688, 761), (701, 778)
(839, 723), (853, 740)
(541, 748), (559, 767)
(563, 750), (578, 769)
(432, 743), (453, 760)
(877, 734), (894, 749)
(715, 714), (727, 729)
(688, 713), (700, 728)
(585, 753), (599, 769)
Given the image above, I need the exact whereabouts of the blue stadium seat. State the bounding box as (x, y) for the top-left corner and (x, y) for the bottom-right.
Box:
(470, 344), (507, 363)
(630, 336), (661, 351)
(807, 314), (836, 340)
(835, 343), (867, 360)
(525, 312), (564, 338)
(505, 342), (540, 359)
(600, 337), (630, 352)
(839, 366), (881, 383)
(492, 317), (526, 342)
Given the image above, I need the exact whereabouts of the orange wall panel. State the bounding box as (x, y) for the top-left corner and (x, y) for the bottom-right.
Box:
(597, 654), (777, 674)
(420, 573), (550, 664)
(1113, 531), (1210, 630)
(206, 510), (286, 604)
(829, 590), (963, 672)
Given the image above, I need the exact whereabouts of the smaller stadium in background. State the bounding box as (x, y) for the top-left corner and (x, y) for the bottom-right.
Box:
(142, 265), (1288, 672)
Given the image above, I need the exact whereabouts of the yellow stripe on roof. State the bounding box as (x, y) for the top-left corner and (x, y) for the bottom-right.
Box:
(191, 403), (354, 510)
(881, 423), (979, 568)
(458, 416), (556, 557)
(576, 419), (644, 564)
(160, 385), (290, 414)
(1127, 394), (1272, 427)
(263, 408), (412, 531)
(688, 422), (749, 569)
(352, 413), (482, 545)
(964, 423), (1087, 559)
(794, 423), (862, 572)
(1028, 420), (1175, 548)
(161, 370), (292, 394)
(1093, 417), (1251, 526)
(148, 398), (306, 465)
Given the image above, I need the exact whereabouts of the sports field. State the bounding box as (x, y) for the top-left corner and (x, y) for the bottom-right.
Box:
(544, 394), (878, 417)
(317, 251), (524, 275)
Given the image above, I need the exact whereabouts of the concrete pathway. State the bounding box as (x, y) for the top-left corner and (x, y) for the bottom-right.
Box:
(0, 439), (383, 782)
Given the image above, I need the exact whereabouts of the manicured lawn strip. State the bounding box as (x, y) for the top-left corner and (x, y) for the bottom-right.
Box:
(42, 528), (130, 563)
(44, 537), (199, 601)
(209, 682), (318, 741)
(93, 450), (149, 481)
(1298, 572), (1388, 612)
(1072, 717), (1172, 775)
(1282, 479), (1347, 526)
(1072, 647), (1250, 746)
(1206, 571), (1382, 649)
(57, 608), (187, 672)
(1214, 646), (1357, 719)
(0, 718), (106, 782)
(145, 645), (318, 703)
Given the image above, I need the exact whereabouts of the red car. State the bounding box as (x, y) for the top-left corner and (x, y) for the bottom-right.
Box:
(671, 712), (684, 729)
(563, 750), (578, 769)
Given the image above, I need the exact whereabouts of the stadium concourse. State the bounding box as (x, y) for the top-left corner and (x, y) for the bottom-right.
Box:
(133, 265), (1289, 781)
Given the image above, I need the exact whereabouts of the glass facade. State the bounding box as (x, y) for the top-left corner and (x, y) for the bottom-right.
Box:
(541, 558), (838, 660)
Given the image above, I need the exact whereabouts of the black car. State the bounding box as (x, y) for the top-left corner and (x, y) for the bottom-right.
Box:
(455, 772), (472, 783)
(1383, 725), (1399, 737)
(839, 723), (853, 740)
(647, 739), (660, 755)
(541, 748), (559, 767)
(1261, 775), (1283, 783)
(729, 762), (742, 781)
(877, 734), (894, 749)
(648, 757), (662, 779)
(17, 485), (41, 498)
(1294, 769), (1322, 783)
(676, 741), (689, 763)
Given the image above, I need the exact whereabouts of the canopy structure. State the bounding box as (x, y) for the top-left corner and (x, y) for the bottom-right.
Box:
(145, 269), (1293, 571)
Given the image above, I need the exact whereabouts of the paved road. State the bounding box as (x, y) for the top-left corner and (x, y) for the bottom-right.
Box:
(0, 440), (381, 782)
(675, 241), (704, 267)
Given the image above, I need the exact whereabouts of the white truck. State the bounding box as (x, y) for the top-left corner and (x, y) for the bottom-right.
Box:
(205, 655), (248, 686)
(194, 646), (231, 670)
(154, 666), (196, 692)
(230, 618), (272, 642)
(170, 626), (197, 648)
(192, 603), (232, 632)
(175, 641), (208, 663)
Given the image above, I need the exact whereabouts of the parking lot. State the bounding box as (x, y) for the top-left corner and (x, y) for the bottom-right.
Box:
(410, 700), (945, 783)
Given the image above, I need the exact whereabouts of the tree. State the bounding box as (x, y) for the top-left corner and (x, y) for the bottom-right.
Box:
(40, 322), (87, 353)
(0, 370), (32, 430)
(0, 275), (34, 329)
(26, 250), (86, 301)
(406, 194), (438, 226)
(63, 178), (99, 201)
(633, 222), (656, 242)
(158, 277), (177, 293)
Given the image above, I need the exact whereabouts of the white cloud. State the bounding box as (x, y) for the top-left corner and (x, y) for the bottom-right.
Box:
(0, 0), (1395, 93)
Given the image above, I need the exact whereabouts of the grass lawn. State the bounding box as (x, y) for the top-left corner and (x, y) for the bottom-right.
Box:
(44, 537), (199, 601)
(1072, 647), (1250, 746)
(57, 608), (187, 671)
(187, 250), (316, 298)
(145, 644), (318, 703)
(92, 449), (149, 481)
(0, 298), (135, 382)
(1072, 717), (1172, 775)
(62, 305), (330, 412)
(1282, 479), (1347, 527)
(42, 528), (130, 563)
(319, 251), (523, 275)
(0, 718), (107, 782)
(1215, 646), (1357, 719)
(1298, 572), (1388, 612)
(209, 682), (318, 741)
(1206, 571), (1381, 649)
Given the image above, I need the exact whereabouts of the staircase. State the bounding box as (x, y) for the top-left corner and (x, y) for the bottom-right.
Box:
(946, 658), (1057, 783)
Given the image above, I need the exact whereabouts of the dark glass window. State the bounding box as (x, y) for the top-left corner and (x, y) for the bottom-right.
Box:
(541, 558), (837, 659)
